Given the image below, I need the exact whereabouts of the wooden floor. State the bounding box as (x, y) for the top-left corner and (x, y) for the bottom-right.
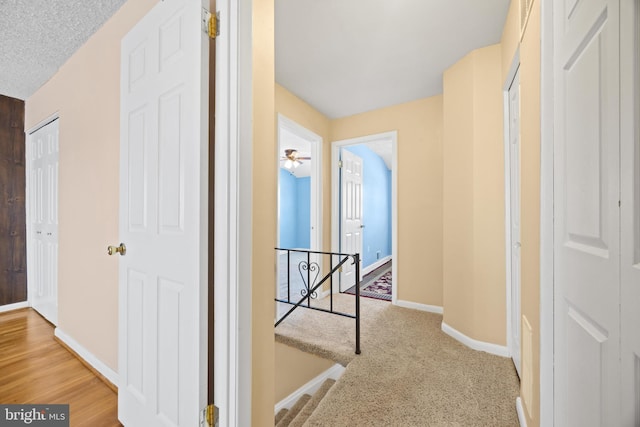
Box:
(0, 308), (120, 426)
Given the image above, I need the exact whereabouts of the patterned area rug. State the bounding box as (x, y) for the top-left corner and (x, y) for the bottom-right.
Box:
(345, 267), (392, 301)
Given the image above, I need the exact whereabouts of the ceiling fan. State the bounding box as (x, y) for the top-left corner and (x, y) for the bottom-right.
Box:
(280, 148), (311, 169)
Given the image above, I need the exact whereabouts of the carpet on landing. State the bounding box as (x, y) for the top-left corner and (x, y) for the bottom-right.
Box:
(275, 294), (520, 426)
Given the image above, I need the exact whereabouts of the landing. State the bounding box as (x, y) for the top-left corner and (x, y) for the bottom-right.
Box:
(275, 295), (520, 426)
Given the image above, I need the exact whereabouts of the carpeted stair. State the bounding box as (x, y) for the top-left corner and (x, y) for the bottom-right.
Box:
(275, 379), (336, 427)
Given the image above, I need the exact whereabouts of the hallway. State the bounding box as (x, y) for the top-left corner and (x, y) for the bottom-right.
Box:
(0, 309), (120, 426)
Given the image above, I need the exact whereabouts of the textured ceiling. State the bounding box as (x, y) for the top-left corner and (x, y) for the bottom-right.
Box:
(0, 0), (127, 100)
(276, 0), (511, 119)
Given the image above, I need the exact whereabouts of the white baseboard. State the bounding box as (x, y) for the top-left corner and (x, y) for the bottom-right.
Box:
(0, 301), (29, 313)
(54, 328), (119, 387)
(275, 363), (345, 414)
(362, 255), (392, 276)
(516, 397), (528, 427)
(394, 299), (443, 314)
(441, 322), (510, 357)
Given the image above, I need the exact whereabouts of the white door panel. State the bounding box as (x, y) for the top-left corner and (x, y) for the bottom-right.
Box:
(29, 118), (59, 325)
(118, 0), (208, 425)
(508, 67), (521, 377)
(554, 0), (621, 425)
(340, 149), (363, 291)
(620, 0), (639, 423)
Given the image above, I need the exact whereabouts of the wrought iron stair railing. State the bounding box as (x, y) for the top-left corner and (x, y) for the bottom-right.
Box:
(274, 248), (361, 355)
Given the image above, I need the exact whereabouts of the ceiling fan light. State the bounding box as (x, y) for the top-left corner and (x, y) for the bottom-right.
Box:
(284, 159), (293, 169)
(293, 160), (301, 168)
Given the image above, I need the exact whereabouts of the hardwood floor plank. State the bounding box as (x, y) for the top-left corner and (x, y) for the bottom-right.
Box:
(0, 308), (121, 426)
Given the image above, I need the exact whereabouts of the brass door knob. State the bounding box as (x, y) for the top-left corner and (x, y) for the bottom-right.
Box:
(107, 243), (127, 256)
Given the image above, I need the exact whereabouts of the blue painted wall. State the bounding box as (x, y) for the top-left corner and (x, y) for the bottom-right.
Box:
(344, 145), (392, 268)
(278, 168), (311, 249)
(296, 177), (311, 249)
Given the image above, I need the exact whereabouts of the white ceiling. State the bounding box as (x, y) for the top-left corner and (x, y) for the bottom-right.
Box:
(276, 0), (511, 119)
(0, 0), (127, 100)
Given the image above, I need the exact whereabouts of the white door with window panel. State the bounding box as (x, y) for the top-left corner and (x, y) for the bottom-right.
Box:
(553, 0), (621, 425)
(118, 0), (209, 425)
(340, 149), (363, 291)
(29, 118), (59, 326)
(508, 68), (521, 378)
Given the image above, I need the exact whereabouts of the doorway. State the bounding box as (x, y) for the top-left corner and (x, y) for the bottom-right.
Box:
(27, 116), (59, 326)
(331, 131), (397, 302)
(276, 115), (322, 302)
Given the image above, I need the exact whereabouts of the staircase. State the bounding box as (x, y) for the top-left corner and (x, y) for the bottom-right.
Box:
(274, 378), (336, 426)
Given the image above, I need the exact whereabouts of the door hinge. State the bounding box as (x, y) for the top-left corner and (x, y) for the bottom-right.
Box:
(203, 404), (218, 427)
(202, 9), (220, 40)
(338, 160), (343, 168)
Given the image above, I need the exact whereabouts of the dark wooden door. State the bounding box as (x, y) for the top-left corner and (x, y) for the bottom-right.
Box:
(0, 94), (26, 306)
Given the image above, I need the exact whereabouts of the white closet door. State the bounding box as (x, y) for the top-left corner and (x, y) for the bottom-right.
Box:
(553, 0), (621, 425)
(29, 118), (59, 325)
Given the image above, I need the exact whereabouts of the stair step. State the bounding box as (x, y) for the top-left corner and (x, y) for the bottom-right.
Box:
(288, 378), (336, 427)
(276, 394), (311, 427)
(275, 408), (288, 425)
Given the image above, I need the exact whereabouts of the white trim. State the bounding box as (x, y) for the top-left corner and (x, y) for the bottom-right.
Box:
(213, 0), (252, 425)
(516, 397), (528, 427)
(394, 299), (443, 314)
(539, 0), (555, 425)
(0, 301), (29, 313)
(503, 51), (521, 377)
(274, 364), (345, 414)
(54, 328), (119, 387)
(441, 322), (510, 358)
(362, 255), (392, 276)
(331, 131), (398, 304)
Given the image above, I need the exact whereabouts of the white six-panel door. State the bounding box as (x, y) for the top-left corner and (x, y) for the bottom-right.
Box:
(340, 149), (363, 291)
(28, 118), (59, 326)
(508, 67), (522, 378)
(118, 0), (209, 425)
(553, 0), (621, 425)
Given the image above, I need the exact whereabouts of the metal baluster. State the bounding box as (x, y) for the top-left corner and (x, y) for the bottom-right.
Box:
(355, 253), (361, 355)
(307, 251), (311, 307)
(330, 255), (333, 313)
(287, 250), (291, 303)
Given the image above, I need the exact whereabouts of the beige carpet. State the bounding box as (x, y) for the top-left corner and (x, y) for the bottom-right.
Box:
(275, 295), (520, 426)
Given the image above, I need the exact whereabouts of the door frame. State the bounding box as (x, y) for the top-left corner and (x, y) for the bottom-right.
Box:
(539, 0), (555, 424)
(331, 131), (397, 303)
(276, 114), (324, 297)
(502, 50), (521, 376)
(25, 113), (60, 324)
(213, 0), (253, 425)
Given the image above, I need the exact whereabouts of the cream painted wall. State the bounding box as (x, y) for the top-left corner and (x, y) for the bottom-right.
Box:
(501, 0), (542, 425)
(442, 45), (506, 345)
(472, 45), (507, 345)
(252, 0), (277, 425)
(442, 54), (475, 331)
(24, 0), (158, 371)
(275, 342), (335, 402)
(331, 97), (444, 306)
